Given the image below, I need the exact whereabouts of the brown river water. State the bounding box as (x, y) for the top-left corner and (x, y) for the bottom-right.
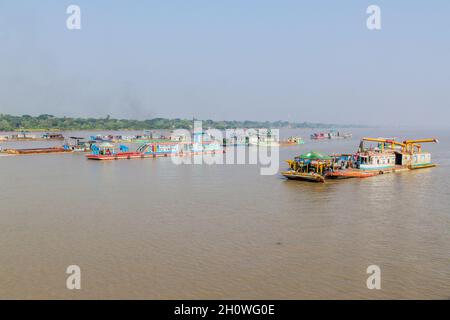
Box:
(0, 127), (449, 299)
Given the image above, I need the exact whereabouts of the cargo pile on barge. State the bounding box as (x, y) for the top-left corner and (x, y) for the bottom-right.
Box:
(4, 147), (72, 155)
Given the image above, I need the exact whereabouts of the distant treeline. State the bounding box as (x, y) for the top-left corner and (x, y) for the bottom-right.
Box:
(0, 114), (361, 131)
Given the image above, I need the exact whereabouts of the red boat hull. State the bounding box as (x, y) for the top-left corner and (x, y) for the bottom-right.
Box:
(325, 169), (380, 179)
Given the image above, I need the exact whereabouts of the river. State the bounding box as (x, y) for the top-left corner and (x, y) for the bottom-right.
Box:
(0, 127), (449, 299)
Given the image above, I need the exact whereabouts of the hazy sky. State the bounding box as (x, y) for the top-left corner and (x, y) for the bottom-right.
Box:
(0, 1), (449, 126)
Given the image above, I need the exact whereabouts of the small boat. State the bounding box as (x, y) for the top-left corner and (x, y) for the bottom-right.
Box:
(328, 130), (352, 139)
(310, 131), (352, 140)
(90, 135), (114, 142)
(280, 136), (305, 146)
(42, 133), (65, 140)
(310, 132), (328, 140)
(63, 137), (92, 152)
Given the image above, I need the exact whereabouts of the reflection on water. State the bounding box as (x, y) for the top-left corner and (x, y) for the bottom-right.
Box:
(0, 128), (449, 299)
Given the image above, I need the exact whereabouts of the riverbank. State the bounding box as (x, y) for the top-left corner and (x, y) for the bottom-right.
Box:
(0, 114), (367, 132)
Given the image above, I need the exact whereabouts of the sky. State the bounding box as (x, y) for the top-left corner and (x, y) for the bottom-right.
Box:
(0, 0), (449, 126)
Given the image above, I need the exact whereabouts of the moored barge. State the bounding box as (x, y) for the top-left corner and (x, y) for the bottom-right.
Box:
(4, 147), (72, 155)
(86, 141), (224, 160)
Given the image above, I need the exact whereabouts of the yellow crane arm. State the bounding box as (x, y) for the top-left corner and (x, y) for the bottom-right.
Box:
(401, 138), (438, 154)
(362, 137), (405, 146)
(403, 138), (438, 144)
(363, 137), (392, 143)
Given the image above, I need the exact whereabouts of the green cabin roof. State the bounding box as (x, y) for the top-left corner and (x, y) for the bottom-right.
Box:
(298, 151), (332, 160)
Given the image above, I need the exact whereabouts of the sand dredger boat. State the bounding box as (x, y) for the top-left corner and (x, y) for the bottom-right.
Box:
(86, 141), (224, 160)
(282, 137), (438, 182)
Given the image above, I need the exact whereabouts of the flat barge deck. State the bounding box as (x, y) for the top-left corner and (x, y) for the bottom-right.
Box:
(4, 147), (73, 155)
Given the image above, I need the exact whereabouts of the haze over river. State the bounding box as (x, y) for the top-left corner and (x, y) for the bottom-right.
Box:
(0, 127), (449, 299)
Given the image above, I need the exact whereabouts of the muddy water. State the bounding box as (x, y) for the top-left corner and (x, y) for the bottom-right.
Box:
(0, 127), (449, 299)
